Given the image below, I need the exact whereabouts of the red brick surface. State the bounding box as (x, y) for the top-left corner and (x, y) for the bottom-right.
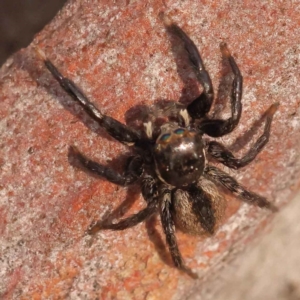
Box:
(1, 1), (300, 299)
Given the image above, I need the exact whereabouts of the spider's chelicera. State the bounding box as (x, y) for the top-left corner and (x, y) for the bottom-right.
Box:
(39, 22), (278, 277)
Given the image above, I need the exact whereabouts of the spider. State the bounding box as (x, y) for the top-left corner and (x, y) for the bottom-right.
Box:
(38, 21), (278, 278)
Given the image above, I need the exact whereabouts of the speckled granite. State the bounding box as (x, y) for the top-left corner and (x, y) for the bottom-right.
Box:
(0, 1), (300, 299)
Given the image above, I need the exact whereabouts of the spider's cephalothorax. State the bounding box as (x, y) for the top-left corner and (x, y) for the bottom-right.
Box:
(154, 124), (205, 187)
(39, 20), (279, 278)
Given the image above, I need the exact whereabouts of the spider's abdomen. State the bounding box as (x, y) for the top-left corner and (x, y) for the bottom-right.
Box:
(173, 178), (226, 235)
(154, 126), (205, 187)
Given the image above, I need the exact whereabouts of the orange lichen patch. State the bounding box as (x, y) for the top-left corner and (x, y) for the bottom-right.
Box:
(67, 184), (99, 214)
(122, 271), (143, 291)
(24, 253), (83, 300)
(29, 293), (43, 300)
(203, 250), (216, 259)
(66, 61), (78, 74)
(176, 231), (199, 258)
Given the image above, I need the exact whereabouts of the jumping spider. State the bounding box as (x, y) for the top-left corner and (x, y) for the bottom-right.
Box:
(38, 22), (278, 277)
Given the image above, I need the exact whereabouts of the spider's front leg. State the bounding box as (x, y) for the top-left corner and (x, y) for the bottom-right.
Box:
(199, 43), (243, 137)
(87, 175), (159, 234)
(169, 24), (214, 119)
(205, 165), (278, 212)
(37, 49), (141, 146)
(207, 102), (279, 169)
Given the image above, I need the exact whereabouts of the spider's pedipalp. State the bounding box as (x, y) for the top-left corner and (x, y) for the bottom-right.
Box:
(143, 121), (153, 139)
(179, 109), (190, 127)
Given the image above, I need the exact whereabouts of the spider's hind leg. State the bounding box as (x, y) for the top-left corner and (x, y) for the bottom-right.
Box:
(37, 48), (141, 146)
(160, 185), (198, 278)
(205, 165), (278, 212)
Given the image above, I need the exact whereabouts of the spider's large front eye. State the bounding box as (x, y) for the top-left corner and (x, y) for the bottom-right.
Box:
(174, 128), (185, 135)
(160, 133), (171, 142)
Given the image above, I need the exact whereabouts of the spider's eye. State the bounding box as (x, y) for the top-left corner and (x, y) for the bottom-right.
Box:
(174, 128), (185, 135)
(160, 133), (171, 142)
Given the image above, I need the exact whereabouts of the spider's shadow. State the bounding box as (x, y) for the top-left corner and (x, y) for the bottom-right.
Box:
(68, 146), (142, 223)
(145, 215), (176, 267)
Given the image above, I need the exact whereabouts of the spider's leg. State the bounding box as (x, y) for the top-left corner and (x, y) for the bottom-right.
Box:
(160, 185), (198, 278)
(87, 175), (159, 234)
(207, 103), (279, 169)
(205, 165), (278, 212)
(39, 50), (141, 145)
(188, 185), (216, 234)
(71, 146), (143, 186)
(141, 175), (159, 205)
(199, 43), (243, 137)
(160, 186), (183, 268)
(169, 24), (213, 118)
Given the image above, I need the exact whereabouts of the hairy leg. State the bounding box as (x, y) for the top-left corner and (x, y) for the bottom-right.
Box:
(37, 48), (141, 145)
(200, 43), (243, 137)
(71, 146), (143, 186)
(160, 185), (198, 278)
(168, 23), (214, 119)
(205, 165), (278, 212)
(207, 103), (279, 169)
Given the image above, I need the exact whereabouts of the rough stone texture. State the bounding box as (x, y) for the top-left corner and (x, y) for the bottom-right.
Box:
(0, 0), (300, 299)
(212, 192), (300, 300)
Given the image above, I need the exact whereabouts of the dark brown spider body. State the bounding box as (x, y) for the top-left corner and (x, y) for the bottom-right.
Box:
(38, 19), (279, 278)
(154, 123), (206, 187)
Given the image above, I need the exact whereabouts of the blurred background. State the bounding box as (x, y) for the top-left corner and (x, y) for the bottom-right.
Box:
(0, 0), (67, 66)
